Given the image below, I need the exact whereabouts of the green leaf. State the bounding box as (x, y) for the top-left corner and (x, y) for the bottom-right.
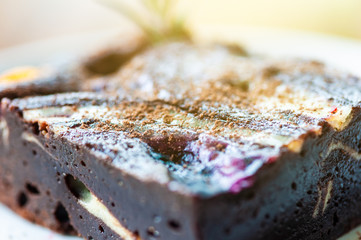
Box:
(97, 0), (190, 44)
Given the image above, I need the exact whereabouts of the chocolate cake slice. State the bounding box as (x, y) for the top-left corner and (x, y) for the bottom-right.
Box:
(0, 42), (361, 240)
(0, 33), (146, 100)
(0, 64), (81, 100)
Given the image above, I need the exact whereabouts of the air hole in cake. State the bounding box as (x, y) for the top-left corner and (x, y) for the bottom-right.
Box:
(111, 202), (115, 207)
(32, 150), (37, 156)
(244, 190), (255, 200)
(307, 190), (312, 195)
(80, 161), (86, 167)
(252, 208), (259, 218)
(64, 174), (91, 202)
(291, 182), (297, 190)
(260, 221), (266, 228)
(25, 182), (40, 195)
(235, 217), (244, 224)
(333, 212), (339, 226)
(147, 226), (160, 237)
(133, 230), (140, 237)
(31, 122), (40, 135)
(17, 192), (28, 207)
(52, 145), (57, 150)
(98, 225), (104, 233)
(16, 110), (23, 118)
(168, 219), (181, 232)
(223, 227), (231, 235)
(54, 202), (70, 223)
(79, 215), (83, 219)
(300, 149), (306, 157)
(88, 236), (93, 240)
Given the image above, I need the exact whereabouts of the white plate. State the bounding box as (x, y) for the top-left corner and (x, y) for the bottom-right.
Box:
(0, 25), (361, 240)
(0, 204), (79, 240)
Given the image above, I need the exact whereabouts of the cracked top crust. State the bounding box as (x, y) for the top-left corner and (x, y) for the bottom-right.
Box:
(4, 42), (361, 196)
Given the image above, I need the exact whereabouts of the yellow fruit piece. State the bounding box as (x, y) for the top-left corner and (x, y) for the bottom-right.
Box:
(0, 67), (40, 83)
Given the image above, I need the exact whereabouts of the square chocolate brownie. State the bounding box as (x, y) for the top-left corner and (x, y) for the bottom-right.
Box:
(0, 42), (360, 240)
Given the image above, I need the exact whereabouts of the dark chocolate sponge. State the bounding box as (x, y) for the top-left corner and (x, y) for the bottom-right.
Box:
(0, 34), (147, 100)
(0, 42), (361, 240)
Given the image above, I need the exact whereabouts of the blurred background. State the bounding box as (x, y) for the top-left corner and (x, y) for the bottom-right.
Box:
(0, 0), (361, 49)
